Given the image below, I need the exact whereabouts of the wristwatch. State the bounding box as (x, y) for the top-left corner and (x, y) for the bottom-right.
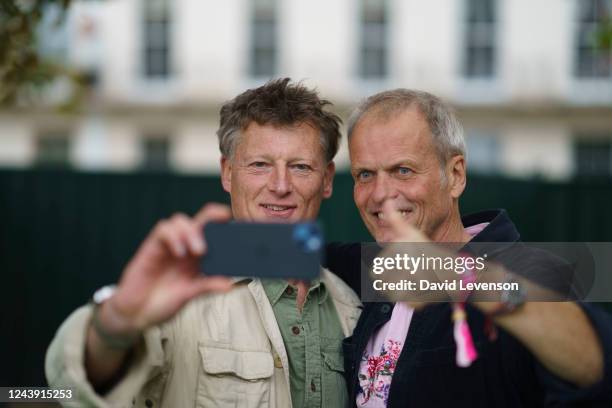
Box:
(93, 285), (117, 304)
(487, 273), (527, 317)
(91, 285), (140, 349)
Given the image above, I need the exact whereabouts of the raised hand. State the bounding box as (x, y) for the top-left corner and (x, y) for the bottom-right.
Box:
(101, 203), (234, 334)
(84, 203), (234, 389)
(380, 200), (429, 243)
(374, 200), (461, 307)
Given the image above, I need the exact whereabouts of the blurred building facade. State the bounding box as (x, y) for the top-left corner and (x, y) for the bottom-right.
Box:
(1, 0), (611, 179)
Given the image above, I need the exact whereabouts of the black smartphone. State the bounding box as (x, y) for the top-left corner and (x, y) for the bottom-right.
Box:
(201, 222), (324, 280)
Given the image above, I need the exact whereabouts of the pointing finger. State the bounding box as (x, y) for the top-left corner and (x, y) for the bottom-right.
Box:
(382, 200), (411, 241)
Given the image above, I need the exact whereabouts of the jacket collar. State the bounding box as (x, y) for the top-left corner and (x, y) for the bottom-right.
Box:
(462, 208), (520, 243)
(321, 268), (362, 309)
(461, 209), (520, 257)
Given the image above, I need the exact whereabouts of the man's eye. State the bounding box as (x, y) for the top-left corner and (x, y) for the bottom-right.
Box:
(292, 163), (312, 171)
(397, 167), (412, 176)
(251, 162), (268, 168)
(357, 171), (373, 181)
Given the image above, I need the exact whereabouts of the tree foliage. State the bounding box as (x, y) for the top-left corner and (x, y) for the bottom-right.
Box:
(597, 18), (612, 50)
(0, 0), (85, 108)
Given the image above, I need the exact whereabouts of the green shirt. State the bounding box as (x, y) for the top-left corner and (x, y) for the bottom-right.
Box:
(262, 279), (348, 408)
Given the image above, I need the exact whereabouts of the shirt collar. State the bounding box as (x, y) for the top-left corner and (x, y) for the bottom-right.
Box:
(261, 278), (328, 306)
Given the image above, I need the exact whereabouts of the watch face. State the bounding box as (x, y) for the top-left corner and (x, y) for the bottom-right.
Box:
(93, 285), (117, 304)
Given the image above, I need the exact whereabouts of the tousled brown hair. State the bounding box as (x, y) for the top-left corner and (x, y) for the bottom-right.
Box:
(217, 78), (342, 162)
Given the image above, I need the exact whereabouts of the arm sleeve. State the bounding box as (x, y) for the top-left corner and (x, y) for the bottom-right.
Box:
(45, 305), (168, 408)
(536, 303), (612, 405)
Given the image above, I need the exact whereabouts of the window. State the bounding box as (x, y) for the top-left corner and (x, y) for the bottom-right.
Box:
(38, 4), (69, 63)
(142, 136), (170, 171)
(575, 0), (612, 78)
(36, 132), (70, 168)
(574, 137), (612, 177)
(463, 0), (497, 78)
(465, 130), (500, 174)
(359, 0), (388, 79)
(143, 0), (172, 79)
(250, 0), (278, 78)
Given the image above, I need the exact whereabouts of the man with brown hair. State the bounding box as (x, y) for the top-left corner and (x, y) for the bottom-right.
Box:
(46, 78), (361, 408)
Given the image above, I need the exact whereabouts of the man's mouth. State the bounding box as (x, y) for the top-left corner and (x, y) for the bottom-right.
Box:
(372, 209), (411, 220)
(371, 209), (412, 225)
(262, 204), (294, 211)
(260, 204), (297, 218)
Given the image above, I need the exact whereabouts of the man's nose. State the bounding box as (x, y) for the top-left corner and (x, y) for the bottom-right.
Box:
(268, 165), (292, 195)
(371, 173), (396, 204)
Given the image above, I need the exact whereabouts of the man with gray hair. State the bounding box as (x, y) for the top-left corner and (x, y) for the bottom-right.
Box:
(325, 89), (612, 407)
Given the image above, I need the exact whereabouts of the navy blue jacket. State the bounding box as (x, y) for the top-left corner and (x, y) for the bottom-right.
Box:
(325, 209), (612, 407)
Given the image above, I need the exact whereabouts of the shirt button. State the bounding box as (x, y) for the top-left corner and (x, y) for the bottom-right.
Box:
(145, 399), (154, 408)
(311, 380), (316, 392)
(285, 286), (294, 295)
(291, 326), (300, 335)
(381, 304), (391, 313)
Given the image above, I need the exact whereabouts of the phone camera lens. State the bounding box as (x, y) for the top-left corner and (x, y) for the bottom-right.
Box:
(293, 224), (310, 242)
(293, 224), (322, 253)
(305, 236), (321, 251)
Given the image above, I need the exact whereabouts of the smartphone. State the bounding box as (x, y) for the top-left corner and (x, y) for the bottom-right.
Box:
(201, 222), (324, 280)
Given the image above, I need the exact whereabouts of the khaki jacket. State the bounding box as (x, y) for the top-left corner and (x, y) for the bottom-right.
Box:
(45, 269), (362, 408)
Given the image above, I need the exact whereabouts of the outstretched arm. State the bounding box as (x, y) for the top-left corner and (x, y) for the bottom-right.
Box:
(84, 203), (234, 390)
(381, 203), (606, 389)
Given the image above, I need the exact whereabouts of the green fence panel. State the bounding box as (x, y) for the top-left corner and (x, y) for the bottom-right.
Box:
(0, 168), (611, 386)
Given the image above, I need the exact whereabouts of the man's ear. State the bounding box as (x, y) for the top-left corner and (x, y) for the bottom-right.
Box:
(322, 161), (336, 199)
(447, 155), (466, 199)
(220, 156), (232, 193)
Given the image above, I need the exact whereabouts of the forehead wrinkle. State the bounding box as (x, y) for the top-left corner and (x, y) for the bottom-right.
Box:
(237, 122), (323, 158)
(351, 107), (438, 169)
(351, 131), (432, 170)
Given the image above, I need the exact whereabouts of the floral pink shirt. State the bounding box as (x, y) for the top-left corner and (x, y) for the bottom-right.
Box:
(356, 302), (413, 407)
(356, 222), (489, 407)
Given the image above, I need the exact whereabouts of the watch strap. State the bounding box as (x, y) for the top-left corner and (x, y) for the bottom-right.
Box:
(90, 285), (140, 350)
(91, 303), (140, 350)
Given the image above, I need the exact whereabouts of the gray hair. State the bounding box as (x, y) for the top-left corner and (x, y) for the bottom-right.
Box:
(347, 89), (466, 165)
